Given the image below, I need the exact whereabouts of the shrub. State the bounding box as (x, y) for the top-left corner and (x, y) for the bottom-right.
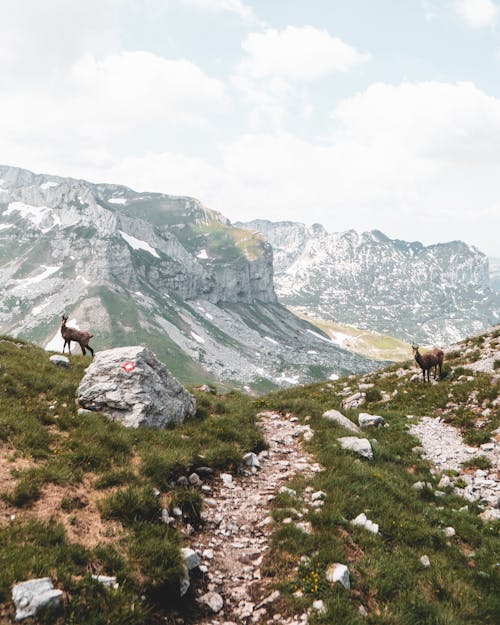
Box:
(461, 455), (492, 470)
(168, 488), (203, 525)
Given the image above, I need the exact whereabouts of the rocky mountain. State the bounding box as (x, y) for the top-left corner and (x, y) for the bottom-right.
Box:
(237, 220), (499, 345)
(489, 257), (500, 292)
(0, 165), (376, 391)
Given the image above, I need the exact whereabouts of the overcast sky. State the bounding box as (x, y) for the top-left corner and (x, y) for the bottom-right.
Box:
(1, 0), (500, 255)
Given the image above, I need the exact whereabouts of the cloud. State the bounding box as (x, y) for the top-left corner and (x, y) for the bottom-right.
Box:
(179, 0), (260, 23)
(454, 0), (498, 28)
(237, 26), (370, 81)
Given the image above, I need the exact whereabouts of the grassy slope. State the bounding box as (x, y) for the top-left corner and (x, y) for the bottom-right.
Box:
(0, 328), (498, 624)
(290, 308), (411, 362)
(0, 336), (263, 624)
(255, 326), (500, 624)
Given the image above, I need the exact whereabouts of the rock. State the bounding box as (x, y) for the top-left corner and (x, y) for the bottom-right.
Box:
(412, 481), (432, 491)
(341, 392), (365, 410)
(49, 354), (69, 368)
(189, 473), (202, 487)
(77, 407), (93, 415)
(358, 413), (386, 428)
(256, 590), (280, 609)
(181, 547), (200, 570)
(443, 526), (456, 538)
(438, 475), (451, 489)
(312, 599), (326, 614)
(91, 575), (119, 589)
(243, 452), (261, 468)
(420, 555), (431, 568)
(326, 563), (350, 589)
(359, 605), (368, 618)
(337, 436), (373, 460)
(323, 409), (360, 432)
(351, 512), (379, 534)
(12, 578), (63, 621)
(279, 486), (297, 497)
(311, 491), (326, 501)
(221, 473), (233, 485)
(179, 565), (190, 597)
(77, 346), (196, 428)
(198, 384), (213, 393)
(199, 591), (224, 613)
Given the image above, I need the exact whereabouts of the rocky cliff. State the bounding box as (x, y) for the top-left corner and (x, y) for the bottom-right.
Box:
(237, 220), (499, 345)
(0, 165), (376, 390)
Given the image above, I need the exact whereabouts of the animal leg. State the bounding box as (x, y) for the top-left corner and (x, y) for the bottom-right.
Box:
(86, 344), (94, 357)
(80, 343), (86, 356)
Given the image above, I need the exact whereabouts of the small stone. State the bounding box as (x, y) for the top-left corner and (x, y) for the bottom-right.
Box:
(77, 407), (93, 415)
(358, 605), (368, 618)
(337, 436), (373, 460)
(311, 491), (326, 501)
(181, 547), (200, 570)
(203, 549), (214, 560)
(221, 473), (233, 485)
(358, 413), (386, 428)
(49, 354), (69, 368)
(326, 563), (350, 589)
(443, 526), (456, 538)
(243, 452), (261, 468)
(189, 472), (202, 487)
(199, 591), (224, 613)
(12, 578), (63, 621)
(312, 599), (326, 614)
(172, 507), (183, 517)
(323, 409), (360, 432)
(420, 555), (431, 568)
(92, 575), (119, 589)
(278, 486), (297, 497)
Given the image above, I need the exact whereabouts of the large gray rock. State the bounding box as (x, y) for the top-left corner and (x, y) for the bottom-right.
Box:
(12, 578), (63, 621)
(77, 346), (196, 428)
(323, 409), (360, 432)
(337, 436), (374, 460)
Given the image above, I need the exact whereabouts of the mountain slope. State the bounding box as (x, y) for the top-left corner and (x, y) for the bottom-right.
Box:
(0, 165), (376, 390)
(238, 220), (499, 345)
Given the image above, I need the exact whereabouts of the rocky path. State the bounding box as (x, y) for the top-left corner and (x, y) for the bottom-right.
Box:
(410, 417), (500, 520)
(191, 411), (322, 624)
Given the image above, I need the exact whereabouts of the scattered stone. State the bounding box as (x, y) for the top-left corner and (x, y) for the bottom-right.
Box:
(221, 473), (233, 485)
(49, 354), (69, 368)
(243, 452), (261, 468)
(337, 436), (374, 460)
(189, 472), (202, 487)
(312, 599), (326, 614)
(198, 384), (213, 393)
(77, 345), (196, 428)
(359, 605), (368, 618)
(358, 412), (386, 428)
(311, 491), (326, 501)
(256, 590), (280, 609)
(443, 526), (456, 538)
(181, 547), (200, 570)
(351, 512), (379, 534)
(326, 563), (350, 589)
(438, 475), (451, 489)
(12, 578), (63, 621)
(412, 481), (432, 491)
(322, 409), (360, 432)
(199, 591), (224, 613)
(341, 392), (365, 410)
(279, 486), (297, 497)
(92, 575), (119, 589)
(420, 555), (431, 568)
(77, 407), (93, 415)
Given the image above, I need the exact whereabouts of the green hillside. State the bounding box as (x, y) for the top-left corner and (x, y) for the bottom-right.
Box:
(0, 327), (498, 623)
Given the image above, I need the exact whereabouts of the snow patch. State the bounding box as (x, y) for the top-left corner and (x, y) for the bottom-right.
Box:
(120, 230), (160, 258)
(108, 198), (127, 205)
(306, 329), (335, 344)
(6, 201), (60, 232)
(329, 373), (340, 381)
(0, 223), (13, 231)
(45, 318), (79, 352)
(32, 302), (49, 316)
(264, 336), (279, 345)
(15, 265), (61, 286)
(197, 249), (209, 260)
(40, 181), (59, 190)
(191, 331), (205, 344)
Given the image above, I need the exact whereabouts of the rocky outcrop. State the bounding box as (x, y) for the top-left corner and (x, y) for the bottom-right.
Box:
(77, 346), (196, 428)
(12, 578), (63, 621)
(238, 219), (499, 345)
(0, 165), (377, 391)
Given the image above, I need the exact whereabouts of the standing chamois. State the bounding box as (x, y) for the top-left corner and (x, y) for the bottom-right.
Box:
(412, 344), (444, 382)
(60, 314), (94, 357)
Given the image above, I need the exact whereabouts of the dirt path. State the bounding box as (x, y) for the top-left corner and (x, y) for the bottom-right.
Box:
(191, 411), (322, 624)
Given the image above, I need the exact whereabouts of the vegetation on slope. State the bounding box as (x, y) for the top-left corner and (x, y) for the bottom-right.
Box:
(255, 327), (499, 624)
(0, 336), (263, 623)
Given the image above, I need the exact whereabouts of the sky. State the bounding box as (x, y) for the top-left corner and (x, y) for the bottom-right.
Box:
(1, 0), (500, 256)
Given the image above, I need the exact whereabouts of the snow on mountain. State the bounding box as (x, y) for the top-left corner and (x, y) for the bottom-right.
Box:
(238, 220), (499, 346)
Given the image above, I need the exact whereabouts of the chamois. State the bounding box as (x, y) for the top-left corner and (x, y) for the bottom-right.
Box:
(60, 314), (94, 357)
(412, 344), (444, 382)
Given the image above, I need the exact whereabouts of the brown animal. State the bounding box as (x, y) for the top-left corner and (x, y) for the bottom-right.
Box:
(60, 314), (94, 357)
(412, 344), (444, 382)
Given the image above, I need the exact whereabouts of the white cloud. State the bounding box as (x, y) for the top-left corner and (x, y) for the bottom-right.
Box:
(454, 0), (498, 28)
(180, 0), (260, 22)
(237, 26), (370, 81)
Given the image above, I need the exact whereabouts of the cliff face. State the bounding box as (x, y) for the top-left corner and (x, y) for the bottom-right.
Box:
(0, 166), (376, 390)
(238, 220), (499, 345)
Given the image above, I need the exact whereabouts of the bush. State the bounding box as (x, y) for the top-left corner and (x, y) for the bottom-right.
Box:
(461, 455), (492, 470)
(168, 488), (203, 525)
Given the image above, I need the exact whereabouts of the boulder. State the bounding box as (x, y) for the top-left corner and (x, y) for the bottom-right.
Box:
(77, 346), (196, 428)
(341, 392), (365, 410)
(337, 436), (374, 460)
(358, 413), (386, 428)
(12, 578), (63, 621)
(199, 591), (224, 613)
(323, 409), (360, 432)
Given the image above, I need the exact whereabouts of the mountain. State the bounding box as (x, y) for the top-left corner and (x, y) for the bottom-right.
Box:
(489, 257), (500, 292)
(0, 165), (376, 391)
(237, 220), (500, 345)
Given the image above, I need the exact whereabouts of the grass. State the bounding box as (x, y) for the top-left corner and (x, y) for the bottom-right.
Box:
(255, 327), (500, 624)
(0, 335), (263, 623)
